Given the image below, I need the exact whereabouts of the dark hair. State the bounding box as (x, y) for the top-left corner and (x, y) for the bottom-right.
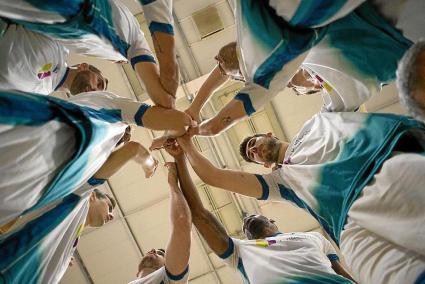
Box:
(93, 188), (116, 210)
(218, 41), (239, 72)
(239, 134), (266, 164)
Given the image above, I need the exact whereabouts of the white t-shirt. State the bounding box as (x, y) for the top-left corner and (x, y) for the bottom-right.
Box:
(219, 232), (352, 284)
(0, 24), (69, 95)
(128, 266), (189, 284)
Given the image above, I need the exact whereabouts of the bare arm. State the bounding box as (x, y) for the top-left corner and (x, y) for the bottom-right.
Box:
(134, 62), (175, 109)
(166, 144), (229, 256)
(142, 106), (194, 132)
(331, 261), (357, 283)
(190, 98), (247, 136)
(164, 162), (192, 276)
(152, 32), (179, 97)
(93, 141), (157, 179)
(185, 66), (229, 123)
(176, 135), (263, 198)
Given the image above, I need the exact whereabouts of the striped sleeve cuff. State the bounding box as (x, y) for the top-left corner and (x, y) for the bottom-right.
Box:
(234, 93), (256, 116)
(327, 254), (339, 262)
(255, 174), (270, 200)
(165, 265), (189, 281)
(218, 238), (234, 259)
(134, 104), (151, 127)
(130, 55), (156, 69)
(149, 22), (174, 35)
(87, 177), (106, 186)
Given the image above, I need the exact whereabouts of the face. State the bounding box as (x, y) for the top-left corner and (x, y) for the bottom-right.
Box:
(246, 133), (280, 166)
(242, 214), (277, 240)
(137, 249), (165, 277)
(288, 69), (321, 95)
(70, 63), (108, 93)
(87, 194), (114, 227)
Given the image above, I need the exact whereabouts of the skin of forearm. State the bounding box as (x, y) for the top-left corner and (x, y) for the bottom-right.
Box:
(142, 106), (192, 131)
(169, 186), (192, 229)
(175, 156), (229, 255)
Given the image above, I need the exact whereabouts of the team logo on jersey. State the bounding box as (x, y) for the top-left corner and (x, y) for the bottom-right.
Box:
(37, 63), (53, 79)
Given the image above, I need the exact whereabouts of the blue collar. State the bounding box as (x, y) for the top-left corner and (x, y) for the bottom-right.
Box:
(55, 67), (70, 91)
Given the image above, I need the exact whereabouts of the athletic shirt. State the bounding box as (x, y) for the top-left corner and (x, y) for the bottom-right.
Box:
(219, 232), (352, 284)
(0, 24), (68, 95)
(128, 266), (189, 284)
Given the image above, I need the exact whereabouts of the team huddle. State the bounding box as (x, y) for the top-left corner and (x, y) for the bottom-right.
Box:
(0, 0), (425, 283)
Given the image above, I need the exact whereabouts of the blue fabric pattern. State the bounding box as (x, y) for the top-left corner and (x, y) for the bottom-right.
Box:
(149, 22), (174, 35)
(234, 93), (255, 116)
(218, 238), (235, 259)
(134, 104), (151, 127)
(240, 0), (325, 88)
(0, 90), (123, 214)
(289, 0), (347, 27)
(255, 174), (269, 200)
(130, 54), (156, 69)
(87, 177), (106, 186)
(327, 254), (339, 262)
(12, 0), (130, 58)
(25, 0), (84, 18)
(165, 266), (189, 281)
(0, 194), (81, 283)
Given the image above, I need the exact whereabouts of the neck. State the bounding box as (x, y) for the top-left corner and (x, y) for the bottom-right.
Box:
(140, 267), (157, 277)
(276, 142), (289, 164)
(59, 67), (77, 91)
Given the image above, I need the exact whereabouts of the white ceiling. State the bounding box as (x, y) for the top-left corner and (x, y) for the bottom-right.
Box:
(60, 1), (406, 283)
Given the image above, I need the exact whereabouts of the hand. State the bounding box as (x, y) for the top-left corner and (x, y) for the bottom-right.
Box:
(176, 133), (192, 150)
(184, 107), (202, 124)
(164, 138), (183, 158)
(165, 162), (178, 186)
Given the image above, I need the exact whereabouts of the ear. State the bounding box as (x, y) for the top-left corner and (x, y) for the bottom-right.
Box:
(89, 192), (96, 202)
(266, 132), (273, 137)
(78, 63), (89, 71)
(263, 162), (272, 168)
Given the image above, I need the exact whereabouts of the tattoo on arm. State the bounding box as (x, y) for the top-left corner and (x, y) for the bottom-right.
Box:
(222, 116), (232, 125)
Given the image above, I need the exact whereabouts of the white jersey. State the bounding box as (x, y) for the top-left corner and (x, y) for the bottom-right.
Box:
(0, 0), (173, 66)
(0, 24), (69, 95)
(128, 266), (189, 284)
(0, 90), (151, 226)
(219, 232), (352, 284)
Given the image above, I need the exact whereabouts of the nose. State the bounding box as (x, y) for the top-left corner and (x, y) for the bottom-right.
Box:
(147, 249), (156, 255)
(107, 213), (114, 222)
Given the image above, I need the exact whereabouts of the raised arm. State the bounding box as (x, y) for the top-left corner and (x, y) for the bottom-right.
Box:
(163, 162), (192, 276)
(331, 261), (357, 283)
(176, 135), (263, 198)
(93, 141), (158, 179)
(165, 143), (229, 255)
(185, 65), (229, 123)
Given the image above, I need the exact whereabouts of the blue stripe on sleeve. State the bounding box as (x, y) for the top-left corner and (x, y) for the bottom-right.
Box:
(149, 22), (174, 35)
(130, 55), (156, 69)
(255, 174), (269, 200)
(218, 238), (234, 259)
(327, 254), (339, 262)
(134, 104), (151, 127)
(140, 0), (156, 4)
(87, 177), (106, 186)
(165, 266), (189, 281)
(234, 93), (256, 116)
(414, 269), (425, 284)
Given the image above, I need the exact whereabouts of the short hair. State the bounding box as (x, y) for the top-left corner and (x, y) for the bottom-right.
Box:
(69, 64), (108, 95)
(239, 134), (266, 164)
(218, 41), (239, 72)
(93, 188), (116, 210)
(396, 40), (425, 122)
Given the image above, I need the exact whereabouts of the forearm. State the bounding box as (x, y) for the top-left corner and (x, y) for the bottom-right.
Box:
(142, 106), (192, 131)
(134, 62), (175, 108)
(93, 142), (139, 179)
(153, 32), (179, 96)
(190, 66), (228, 113)
(195, 98), (247, 136)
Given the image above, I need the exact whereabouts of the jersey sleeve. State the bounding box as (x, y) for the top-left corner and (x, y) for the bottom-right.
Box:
(311, 232), (339, 262)
(233, 82), (280, 116)
(111, 0), (156, 67)
(217, 237), (240, 269)
(255, 170), (286, 201)
(141, 0), (174, 36)
(103, 96), (152, 127)
(165, 266), (189, 284)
